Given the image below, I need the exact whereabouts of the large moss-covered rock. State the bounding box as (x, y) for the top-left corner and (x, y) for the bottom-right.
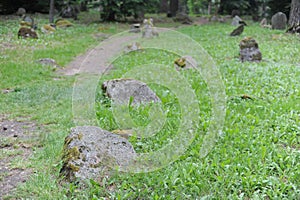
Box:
(55, 19), (73, 28)
(17, 27), (38, 39)
(60, 126), (136, 182)
(41, 24), (56, 34)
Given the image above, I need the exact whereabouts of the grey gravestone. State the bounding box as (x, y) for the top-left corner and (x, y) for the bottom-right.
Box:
(260, 18), (267, 27)
(16, 8), (26, 16)
(232, 15), (242, 26)
(60, 126), (137, 182)
(102, 79), (161, 105)
(239, 37), (262, 62)
(22, 15), (34, 28)
(142, 18), (158, 38)
(271, 12), (287, 30)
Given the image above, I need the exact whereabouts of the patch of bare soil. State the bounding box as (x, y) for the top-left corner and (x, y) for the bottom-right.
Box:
(0, 115), (41, 199)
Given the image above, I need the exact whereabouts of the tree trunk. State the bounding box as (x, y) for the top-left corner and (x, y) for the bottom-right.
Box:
(289, 0), (300, 27)
(288, 0), (300, 28)
(49, 0), (55, 23)
(169, 0), (178, 17)
(208, 1), (212, 15)
(218, 0), (226, 15)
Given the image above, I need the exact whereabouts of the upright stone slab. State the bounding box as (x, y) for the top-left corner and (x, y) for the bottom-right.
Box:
(232, 15), (242, 26)
(239, 37), (262, 62)
(142, 18), (158, 38)
(271, 12), (287, 30)
(16, 8), (26, 16)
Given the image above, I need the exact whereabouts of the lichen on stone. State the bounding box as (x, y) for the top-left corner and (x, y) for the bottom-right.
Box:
(60, 126), (137, 183)
(239, 37), (262, 62)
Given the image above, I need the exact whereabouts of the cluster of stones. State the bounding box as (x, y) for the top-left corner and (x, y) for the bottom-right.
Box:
(16, 7), (74, 39)
(61, 78), (162, 182)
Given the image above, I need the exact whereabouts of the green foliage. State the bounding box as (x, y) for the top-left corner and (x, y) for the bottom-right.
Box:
(0, 0), (69, 14)
(267, 0), (291, 17)
(219, 0), (251, 15)
(100, 0), (159, 21)
(187, 0), (208, 14)
(0, 0), (87, 14)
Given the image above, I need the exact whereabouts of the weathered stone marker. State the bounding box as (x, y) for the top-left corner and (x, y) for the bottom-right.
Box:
(174, 55), (197, 69)
(17, 27), (38, 39)
(239, 37), (262, 62)
(231, 15), (242, 26)
(102, 79), (161, 105)
(230, 24), (245, 36)
(16, 8), (26, 16)
(142, 18), (158, 38)
(60, 126), (137, 182)
(271, 12), (287, 30)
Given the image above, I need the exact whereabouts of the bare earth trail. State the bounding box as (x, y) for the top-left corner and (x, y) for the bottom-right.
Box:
(57, 17), (210, 76)
(57, 33), (140, 76)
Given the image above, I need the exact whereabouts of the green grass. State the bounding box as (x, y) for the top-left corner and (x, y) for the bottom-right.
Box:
(93, 23), (300, 199)
(0, 15), (300, 199)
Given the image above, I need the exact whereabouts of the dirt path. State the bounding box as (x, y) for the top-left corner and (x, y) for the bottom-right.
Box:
(57, 33), (139, 76)
(57, 16), (212, 76)
(0, 115), (41, 198)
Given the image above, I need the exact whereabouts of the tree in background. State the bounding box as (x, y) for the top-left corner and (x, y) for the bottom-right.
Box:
(100, 0), (159, 21)
(267, 0), (290, 17)
(187, 0), (204, 14)
(218, 0), (250, 15)
(160, 0), (169, 13)
(288, 0), (300, 33)
(49, 0), (55, 23)
(0, 0), (82, 15)
(169, 0), (179, 17)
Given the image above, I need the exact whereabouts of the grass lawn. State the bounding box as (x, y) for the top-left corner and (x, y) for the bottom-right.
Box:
(0, 14), (299, 199)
